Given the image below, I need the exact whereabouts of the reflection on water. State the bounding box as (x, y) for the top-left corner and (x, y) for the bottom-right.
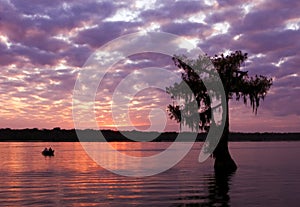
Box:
(1, 142), (300, 206)
(207, 172), (233, 207)
(171, 172), (234, 207)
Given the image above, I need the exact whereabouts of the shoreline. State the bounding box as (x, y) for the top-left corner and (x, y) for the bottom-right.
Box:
(0, 128), (299, 142)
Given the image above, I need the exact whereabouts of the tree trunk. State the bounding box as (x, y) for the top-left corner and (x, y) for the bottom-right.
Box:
(213, 99), (237, 173)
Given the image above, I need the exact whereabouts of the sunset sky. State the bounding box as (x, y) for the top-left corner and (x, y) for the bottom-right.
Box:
(0, 0), (299, 132)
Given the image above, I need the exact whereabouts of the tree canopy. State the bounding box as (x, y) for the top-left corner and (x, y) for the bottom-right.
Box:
(166, 50), (273, 132)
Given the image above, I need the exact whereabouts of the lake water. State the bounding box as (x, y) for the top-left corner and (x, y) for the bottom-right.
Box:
(1, 142), (300, 206)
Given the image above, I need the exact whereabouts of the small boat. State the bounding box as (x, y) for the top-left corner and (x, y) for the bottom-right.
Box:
(42, 149), (54, 156)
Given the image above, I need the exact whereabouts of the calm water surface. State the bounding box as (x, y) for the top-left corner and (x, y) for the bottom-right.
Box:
(1, 142), (300, 206)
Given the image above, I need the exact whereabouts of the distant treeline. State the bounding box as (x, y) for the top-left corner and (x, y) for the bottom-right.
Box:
(0, 128), (299, 142)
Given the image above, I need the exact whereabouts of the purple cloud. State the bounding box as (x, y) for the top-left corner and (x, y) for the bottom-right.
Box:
(0, 0), (299, 131)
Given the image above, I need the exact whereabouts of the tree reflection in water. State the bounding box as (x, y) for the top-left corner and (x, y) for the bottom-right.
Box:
(175, 172), (235, 207)
(207, 172), (234, 207)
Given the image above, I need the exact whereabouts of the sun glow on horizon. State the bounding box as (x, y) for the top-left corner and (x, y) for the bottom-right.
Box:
(0, 0), (298, 132)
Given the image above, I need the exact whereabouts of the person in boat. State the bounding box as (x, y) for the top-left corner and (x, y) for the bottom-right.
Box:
(49, 147), (53, 152)
(43, 147), (48, 152)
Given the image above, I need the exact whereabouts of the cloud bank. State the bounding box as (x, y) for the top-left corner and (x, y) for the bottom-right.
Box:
(0, 0), (299, 132)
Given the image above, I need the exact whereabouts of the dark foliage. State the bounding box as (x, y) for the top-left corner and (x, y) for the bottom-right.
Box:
(166, 51), (273, 132)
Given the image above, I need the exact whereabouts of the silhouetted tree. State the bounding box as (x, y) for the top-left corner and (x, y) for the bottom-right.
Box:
(167, 51), (272, 172)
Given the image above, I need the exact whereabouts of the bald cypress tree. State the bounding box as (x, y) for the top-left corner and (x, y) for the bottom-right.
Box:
(167, 51), (272, 172)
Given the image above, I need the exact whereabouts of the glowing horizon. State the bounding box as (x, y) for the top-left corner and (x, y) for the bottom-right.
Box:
(0, 0), (299, 132)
